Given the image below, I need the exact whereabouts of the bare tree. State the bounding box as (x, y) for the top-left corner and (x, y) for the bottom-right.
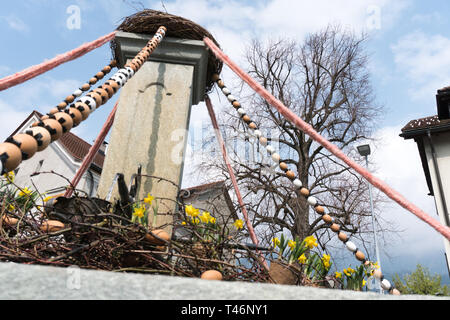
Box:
(199, 25), (390, 255)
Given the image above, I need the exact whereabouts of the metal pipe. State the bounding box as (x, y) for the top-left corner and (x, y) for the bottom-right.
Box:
(365, 155), (383, 294)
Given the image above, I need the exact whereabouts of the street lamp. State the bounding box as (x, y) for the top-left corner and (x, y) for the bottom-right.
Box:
(357, 144), (383, 294)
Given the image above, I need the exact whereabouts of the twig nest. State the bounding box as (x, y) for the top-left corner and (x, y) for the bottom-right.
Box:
(26, 126), (51, 151)
(201, 270), (223, 281)
(145, 229), (170, 245)
(11, 133), (38, 160)
(40, 220), (65, 233)
(2, 215), (18, 226)
(0, 142), (22, 172)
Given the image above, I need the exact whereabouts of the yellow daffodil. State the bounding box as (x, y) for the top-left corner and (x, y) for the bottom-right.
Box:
(343, 267), (355, 277)
(303, 235), (318, 249)
(321, 254), (331, 269)
(181, 221), (187, 226)
(3, 171), (15, 183)
(233, 219), (244, 230)
(43, 196), (53, 203)
(192, 217), (201, 225)
(18, 187), (32, 198)
(272, 237), (280, 248)
(335, 271), (342, 279)
(7, 204), (15, 212)
(132, 206), (145, 218)
(185, 205), (199, 217)
(209, 216), (216, 224)
(200, 211), (212, 223)
(298, 254), (307, 264)
(144, 193), (154, 205)
(362, 279), (367, 287)
(287, 240), (296, 250)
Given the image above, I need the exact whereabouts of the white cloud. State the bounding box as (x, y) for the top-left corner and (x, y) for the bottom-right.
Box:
(392, 31), (450, 101)
(0, 99), (30, 140)
(1, 14), (29, 32)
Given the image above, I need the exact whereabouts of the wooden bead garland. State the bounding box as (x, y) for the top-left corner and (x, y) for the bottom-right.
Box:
(0, 26), (167, 178)
(212, 73), (400, 295)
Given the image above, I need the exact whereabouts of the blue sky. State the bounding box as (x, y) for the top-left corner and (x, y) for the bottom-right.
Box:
(1, 0), (450, 286)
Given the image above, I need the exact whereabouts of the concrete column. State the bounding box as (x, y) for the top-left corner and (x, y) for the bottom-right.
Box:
(97, 32), (209, 234)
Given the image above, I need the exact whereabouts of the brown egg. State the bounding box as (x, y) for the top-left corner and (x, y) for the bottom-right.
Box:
(279, 162), (288, 171)
(95, 72), (105, 80)
(201, 270), (223, 281)
(49, 108), (60, 115)
(68, 107), (83, 127)
(212, 74), (221, 82)
(249, 122), (257, 130)
(89, 77), (98, 85)
(54, 112), (74, 133)
(125, 63), (137, 72)
(355, 251), (365, 261)
(110, 60), (117, 68)
(0, 142), (22, 172)
(322, 214), (333, 224)
(285, 171), (296, 180)
(12, 133), (38, 159)
(74, 102), (91, 121)
(242, 115), (251, 123)
(65, 95), (75, 104)
(330, 223), (340, 232)
(232, 101), (241, 109)
(87, 91), (102, 107)
(26, 126), (51, 151)
(40, 220), (65, 233)
(93, 88), (109, 105)
(315, 205), (325, 214)
(300, 188), (310, 197)
(40, 119), (63, 141)
(102, 65), (111, 74)
(101, 85), (114, 98)
(217, 80), (225, 88)
(259, 137), (268, 146)
(373, 269), (383, 279)
(57, 102), (67, 109)
(391, 288), (401, 295)
(145, 229), (170, 246)
(81, 83), (91, 91)
(2, 215), (18, 226)
(338, 232), (348, 242)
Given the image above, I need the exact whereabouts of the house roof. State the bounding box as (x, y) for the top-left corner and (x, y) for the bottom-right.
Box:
(10, 111), (105, 173)
(400, 114), (450, 139)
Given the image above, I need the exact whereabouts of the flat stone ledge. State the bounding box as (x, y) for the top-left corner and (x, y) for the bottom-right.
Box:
(0, 262), (447, 300)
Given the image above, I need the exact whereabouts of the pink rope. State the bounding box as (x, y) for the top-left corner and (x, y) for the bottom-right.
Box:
(0, 32), (116, 92)
(205, 95), (269, 270)
(204, 36), (450, 241)
(64, 101), (118, 198)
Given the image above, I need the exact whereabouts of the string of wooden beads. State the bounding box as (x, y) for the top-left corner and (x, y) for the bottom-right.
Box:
(212, 73), (400, 295)
(0, 26), (167, 177)
(53, 60), (117, 113)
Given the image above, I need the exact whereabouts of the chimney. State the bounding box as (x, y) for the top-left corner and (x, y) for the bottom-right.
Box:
(436, 86), (450, 120)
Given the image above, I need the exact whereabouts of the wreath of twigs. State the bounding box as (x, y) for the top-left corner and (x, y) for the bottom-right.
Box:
(111, 9), (223, 92)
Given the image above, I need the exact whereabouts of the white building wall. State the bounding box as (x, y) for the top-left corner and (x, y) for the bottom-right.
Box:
(423, 131), (450, 271)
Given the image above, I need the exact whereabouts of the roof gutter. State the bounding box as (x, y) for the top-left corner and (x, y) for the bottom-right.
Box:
(427, 130), (450, 228)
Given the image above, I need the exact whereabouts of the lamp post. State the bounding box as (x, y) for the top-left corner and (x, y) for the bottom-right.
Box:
(357, 144), (383, 294)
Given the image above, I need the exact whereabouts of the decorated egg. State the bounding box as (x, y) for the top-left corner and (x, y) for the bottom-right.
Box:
(330, 223), (340, 232)
(53, 112), (74, 133)
(300, 187), (310, 197)
(86, 91), (102, 108)
(279, 162), (288, 171)
(68, 107), (83, 127)
(355, 250), (366, 261)
(93, 88), (109, 105)
(11, 133), (38, 159)
(0, 142), (22, 172)
(315, 205), (325, 214)
(74, 102), (91, 120)
(322, 214), (333, 224)
(26, 126), (51, 151)
(40, 119), (63, 141)
(101, 84), (114, 98)
(338, 232), (348, 242)
(285, 170), (295, 180)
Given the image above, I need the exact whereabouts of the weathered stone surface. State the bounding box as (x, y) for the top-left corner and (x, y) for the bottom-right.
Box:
(0, 262), (447, 300)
